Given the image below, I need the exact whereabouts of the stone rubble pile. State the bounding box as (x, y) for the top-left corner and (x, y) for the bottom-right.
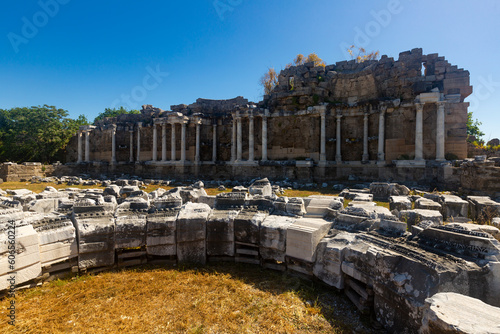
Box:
(1, 178), (500, 333)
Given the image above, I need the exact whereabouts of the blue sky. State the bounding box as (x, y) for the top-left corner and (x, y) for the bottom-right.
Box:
(1, 0), (499, 139)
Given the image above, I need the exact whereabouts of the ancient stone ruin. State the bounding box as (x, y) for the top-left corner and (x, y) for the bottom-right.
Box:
(1, 178), (500, 333)
(60, 48), (477, 187)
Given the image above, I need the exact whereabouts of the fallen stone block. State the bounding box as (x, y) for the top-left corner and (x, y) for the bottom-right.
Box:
(249, 178), (272, 197)
(176, 202), (211, 264)
(415, 198), (442, 211)
(467, 196), (500, 223)
(146, 209), (179, 256)
(313, 232), (356, 289)
(286, 218), (331, 262)
(420, 292), (500, 334)
(259, 215), (296, 262)
(399, 209), (443, 227)
(439, 195), (469, 220)
(389, 196), (412, 212)
(206, 209), (239, 257)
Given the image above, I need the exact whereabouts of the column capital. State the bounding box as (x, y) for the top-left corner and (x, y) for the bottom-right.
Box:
(379, 104), (387, 113)
(415, 102), (425, 112)
(436, 100), (446, 108)
(137, 122), (143, 128)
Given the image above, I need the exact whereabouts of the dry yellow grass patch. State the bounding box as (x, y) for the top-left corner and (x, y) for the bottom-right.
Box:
(0, 264), (355, 334)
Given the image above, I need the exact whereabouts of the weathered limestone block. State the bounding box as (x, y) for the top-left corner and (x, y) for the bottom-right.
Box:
(152, 196), (182, 210)
(313, 232), (356, 289)
(389, 196), (412, 212)
(6, 189), (33, 196)
(335, 205), (398, 232)
(399, 209), (443, 227)
(370, 182), (391, 201)
(176, 202), (211, 264)
(31, 215), (78, 268)
(353, 193), (374, 202)
(259, 215), (296, 262)
(286, 197), (306, 217)
(206, 209), (239, 257)
(103, 185), (121, 198)
(73, 211), (115, 270)
(247, 196), (275, 213)
(420, 293), (500, 334)
(494, 217), (500, 228)
(178, 186), (208, 204)
(439, 195), (469, 220)
(339, 189), (370, 200)
(0, 221), (41, 290)
(146, 209), (179, 256)
(467, 196), (500, 222)
(370, 183), (410, 201)
(234, 209), (268, 245)
(27, 198), (60, 214)
(415, 198), (442, 211)
(305, 197), (342, 218)
(115, 203), (147, 249)
(286, 218), (332, 262)
(446, 222), (499, 238)
(215, 192), (247, 210)
(119, 186), (141, 198)
(273, 196), (288, 214)
(249, 178), (273, 198)
(198, 195), (216, 208)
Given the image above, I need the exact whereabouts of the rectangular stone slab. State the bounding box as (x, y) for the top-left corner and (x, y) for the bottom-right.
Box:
(259, 215), (295, 262)
(146, 211), (178, 256)
(234, 210), (268, 245)
(207, 209), (239, 256)
(286, 218), (332, 262)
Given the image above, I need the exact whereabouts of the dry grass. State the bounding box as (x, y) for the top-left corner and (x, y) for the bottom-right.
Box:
(0, 181), (104, 193)
(0, 263), (359, 334)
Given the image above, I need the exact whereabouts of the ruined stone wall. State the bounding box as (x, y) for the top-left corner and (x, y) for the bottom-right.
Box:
(65, 48), (471, 176)
(0, 163), (55, 182)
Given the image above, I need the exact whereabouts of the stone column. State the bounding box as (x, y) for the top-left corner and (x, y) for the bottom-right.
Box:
(415, 103), (424, 161)
(129, 130), (134, 162)
(335, 112), (342, 163)
(85, 131), (90, 162)
(236, 117), (242, 161)
(195, 123), (201, 163)
(320, 110), (326, 163)
(262, 115), (268, 161)
(77, 130), (83, 163)
(161, 124), (167, 162)
(171, 123), (176, 161)
(377, 107), (386, 161)
(436, 101), (446, 161)
(362, 112), (369, 162)
(152, 124), (157, 161)
(136, 122), (142, 162)
(231, 118), (236, 162)
(249, 115), (254, 161)
(111, 125), (117, 164)
(180, 123), (186, 163)
(212, 123), (217, 162)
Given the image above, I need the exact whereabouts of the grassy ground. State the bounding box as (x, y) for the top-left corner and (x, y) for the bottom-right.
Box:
(0, 263), (367, 334)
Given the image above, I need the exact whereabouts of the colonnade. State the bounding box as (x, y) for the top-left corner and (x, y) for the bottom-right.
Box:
(78, 99), (447, 166)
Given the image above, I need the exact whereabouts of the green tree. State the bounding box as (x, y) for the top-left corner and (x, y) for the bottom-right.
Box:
(93, 107), (140, 124)
(466, 111), (484, 141)
(0, 105), (84, 163)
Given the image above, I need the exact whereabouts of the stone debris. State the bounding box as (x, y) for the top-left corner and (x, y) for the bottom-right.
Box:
(420, 293), (500, 334)
(0, 179), (500, 333)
